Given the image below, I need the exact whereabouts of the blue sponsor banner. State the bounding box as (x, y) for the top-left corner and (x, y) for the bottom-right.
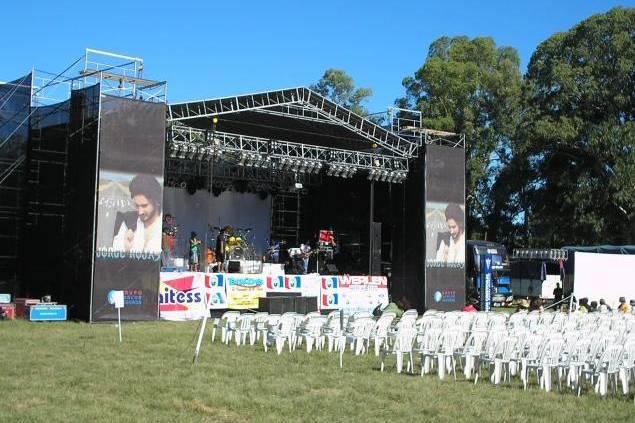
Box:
(480, 253), (493, 312)
(29, 305), (68, 321)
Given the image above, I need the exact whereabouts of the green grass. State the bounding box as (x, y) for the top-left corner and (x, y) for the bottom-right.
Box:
(1, 320), (634, 422)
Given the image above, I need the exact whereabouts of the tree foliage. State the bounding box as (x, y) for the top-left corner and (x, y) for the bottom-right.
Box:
(397, 36), (523, 239)
(311, 69), (373, 116)
(518, 7), (635, 246)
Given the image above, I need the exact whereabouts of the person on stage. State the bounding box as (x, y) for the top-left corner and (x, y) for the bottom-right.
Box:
(215, 226), (232, 272)
(300, 241), (312, 274)
(189, 232), (201, 271)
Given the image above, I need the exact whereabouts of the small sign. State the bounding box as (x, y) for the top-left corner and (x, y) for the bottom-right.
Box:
(107, 291), (125, 309)
(0, 293), (11, 304)
(29, 305), (67, 321)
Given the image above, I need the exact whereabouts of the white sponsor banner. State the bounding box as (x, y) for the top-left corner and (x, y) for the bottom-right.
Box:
(159, 272), (388, 316)
(159, 272), (208, 321)
(204, 273), (229, 310)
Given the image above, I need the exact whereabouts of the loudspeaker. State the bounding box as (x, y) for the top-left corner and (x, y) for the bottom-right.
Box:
(370, 222), (382, 275)
(294, 297), (307, 314)
(305, 296), (318, 313)
(227, 260), (241, 273)
(258, 297), (270, 312)
(268, 297), (284, 314)
(267, 292), (301, 298)
(282, 296), (294, 313)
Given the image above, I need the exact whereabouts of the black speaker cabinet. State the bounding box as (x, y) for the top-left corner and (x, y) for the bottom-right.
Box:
(258, 297), (270, 312)
(227, 260), (241, 273)
(268, 297), (284, 314)
(294, 296), (307, 314)
(282, 296), (294, 313)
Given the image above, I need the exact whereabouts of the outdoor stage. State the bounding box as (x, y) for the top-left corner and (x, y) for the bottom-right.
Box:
(1, 49), (467, 321)
(159, 271), (389, 321)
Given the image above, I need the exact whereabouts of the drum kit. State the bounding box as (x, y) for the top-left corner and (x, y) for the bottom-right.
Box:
(210, 225), (257, 261)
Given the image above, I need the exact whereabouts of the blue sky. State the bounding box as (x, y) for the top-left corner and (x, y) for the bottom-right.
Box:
(2, 1), (633, 112)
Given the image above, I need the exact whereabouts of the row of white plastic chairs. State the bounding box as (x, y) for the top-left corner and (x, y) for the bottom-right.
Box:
(207, 309), (635, 401)
(378, 310), (635, 402)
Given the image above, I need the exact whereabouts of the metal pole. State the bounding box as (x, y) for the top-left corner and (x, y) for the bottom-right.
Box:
(117, 308), (122, 343)
(369, 181), (375, 275)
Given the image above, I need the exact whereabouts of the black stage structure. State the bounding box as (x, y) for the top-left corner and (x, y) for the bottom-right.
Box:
(0, 50), (467, 320)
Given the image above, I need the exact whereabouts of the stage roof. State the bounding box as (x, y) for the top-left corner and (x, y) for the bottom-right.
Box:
(168, 87), (418, 158)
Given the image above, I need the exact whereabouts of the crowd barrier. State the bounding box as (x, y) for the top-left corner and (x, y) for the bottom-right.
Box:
(159, 272), (388, 321)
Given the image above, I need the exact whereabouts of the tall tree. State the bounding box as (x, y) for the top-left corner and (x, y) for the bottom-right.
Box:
(398, 36), (523, 239)
(519, 7), (635, 246)
(311, 69), (373, 116)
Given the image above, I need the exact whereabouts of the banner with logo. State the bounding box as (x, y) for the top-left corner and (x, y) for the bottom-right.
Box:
(159, 272), (387, 315)
(225, 274), (266, 309)
(424, 145), (466, 311)
(320, 275), (388, 313)
(264, 274), (303, 294)
(159, 272), (207, 320)
(204, 273), (229, 310)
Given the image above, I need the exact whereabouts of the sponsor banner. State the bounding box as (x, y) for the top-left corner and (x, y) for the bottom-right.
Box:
(320, 275), (388, 313)
(226, 274), (265, 309)
(204, 273), (228, 310)
(159, 272), (207, 320)
(301, 274), (321, 308)
(158, 272), (387, 314)
(348, 276), (388, 288)
(264, 275), (302, 294)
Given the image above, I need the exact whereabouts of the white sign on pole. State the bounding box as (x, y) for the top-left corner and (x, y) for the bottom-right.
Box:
(112, 291), (124, 309)
(107, 290), (124, 342)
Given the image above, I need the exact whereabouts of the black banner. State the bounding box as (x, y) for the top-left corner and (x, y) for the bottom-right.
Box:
(0, 74), (32, 291)
(91, 96), (166, 321)
(424, 145), (466, 310)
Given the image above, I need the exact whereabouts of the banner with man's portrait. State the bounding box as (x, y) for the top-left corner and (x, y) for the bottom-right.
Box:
(424, 145), (466, 311)
(91, 96), (166, 321)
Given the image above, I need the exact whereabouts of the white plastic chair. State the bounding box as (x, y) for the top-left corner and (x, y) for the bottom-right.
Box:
(380, 327), (417, 374)
(234, 314), (255, 346)
(219, 311), (240, 344)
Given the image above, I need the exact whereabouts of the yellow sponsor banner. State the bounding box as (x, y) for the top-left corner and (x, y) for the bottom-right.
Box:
(225, 274), (265, 309)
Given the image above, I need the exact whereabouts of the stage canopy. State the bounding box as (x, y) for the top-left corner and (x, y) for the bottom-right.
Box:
(166, 87), (419, 186)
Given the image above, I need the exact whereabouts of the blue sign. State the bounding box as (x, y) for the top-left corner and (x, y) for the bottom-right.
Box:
(0, 293), (10, 304)
(29, 305), (67, 321)
(480, 253), (492, 312)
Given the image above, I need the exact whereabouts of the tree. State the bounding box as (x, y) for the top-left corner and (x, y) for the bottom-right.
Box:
(311, 69), (373, 116)
(518, 7), (635, 246)
(397, 36), (523, 239)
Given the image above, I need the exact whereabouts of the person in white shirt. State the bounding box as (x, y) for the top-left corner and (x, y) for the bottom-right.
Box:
(113, 174), (163, 254)
(435, 203), (465, 264)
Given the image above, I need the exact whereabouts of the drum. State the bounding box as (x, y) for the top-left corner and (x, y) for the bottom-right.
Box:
(229, 246), (244, 260)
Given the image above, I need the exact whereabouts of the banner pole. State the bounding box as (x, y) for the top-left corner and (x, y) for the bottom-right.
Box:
(117, 308), (122, 343)
(193, 287), (214, 364)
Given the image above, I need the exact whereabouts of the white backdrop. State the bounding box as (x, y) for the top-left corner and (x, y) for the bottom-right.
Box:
(163, 187), (272, 259)
(573, 252), (635, 309)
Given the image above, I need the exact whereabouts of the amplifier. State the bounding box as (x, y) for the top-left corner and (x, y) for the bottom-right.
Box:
(266, 292), (301, 298)
(227, 260), (241, 273)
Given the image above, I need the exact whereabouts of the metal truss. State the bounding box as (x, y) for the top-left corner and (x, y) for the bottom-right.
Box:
(389, 107), (466, 149)
(168, 87), (418, 158)
(169, 125), (409, 183)
(164, 158), (315, 192)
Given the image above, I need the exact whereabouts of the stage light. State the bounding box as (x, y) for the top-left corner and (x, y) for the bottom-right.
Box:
(212, 116), (219, 124)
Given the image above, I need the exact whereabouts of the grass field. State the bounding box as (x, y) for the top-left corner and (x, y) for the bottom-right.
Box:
(2, 320), (635, 422)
